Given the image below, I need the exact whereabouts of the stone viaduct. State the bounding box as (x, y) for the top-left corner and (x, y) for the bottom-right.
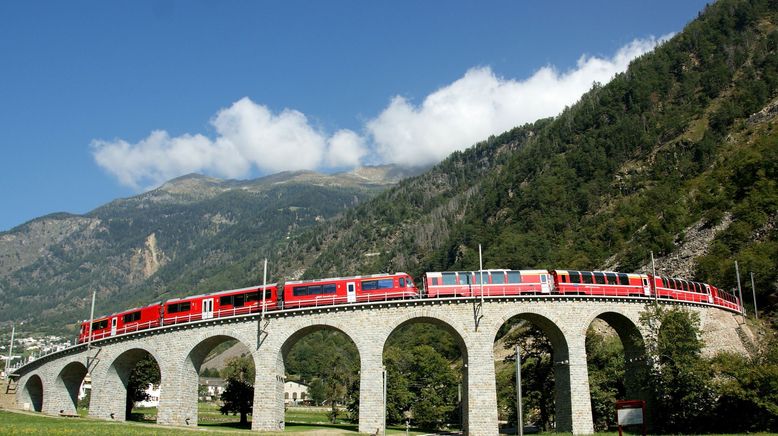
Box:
(10, 296), (747, 435)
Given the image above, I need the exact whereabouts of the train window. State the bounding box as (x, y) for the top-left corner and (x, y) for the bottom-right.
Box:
(252, 290), (271, 301)
(399, 278), (405, 287)
(362, 279), (394, 291)
(308, 285), (323, 294)
(569, 272), (581, 284)
(617, 273), (630, 286)
(293, 286), (308, 297)
(681, 281), (689, 292)
(593, 272), (606, 284)
(168, 302), (191, 314)
(581, 272), (593, 284)
(92, 320), (108, 330)
(220, 295), (233, 306)
(473, 272), (487, 285)
(122, 311), (141, 323)
(458, 272), (472, 285)
(323, 284), (336, 294)
(234, 294), (245, 307)
(492, 273), (506, 284)
(560, 275), (567, 283)
(605, 273), (618, 285)
(507, 271), (521, 284)
(442, 273), (457, 285)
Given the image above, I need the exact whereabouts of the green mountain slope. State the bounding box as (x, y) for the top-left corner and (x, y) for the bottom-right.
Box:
(291, 0), (778, 311)
(3, 0), (777, 337)
(0, 167), (419, 333)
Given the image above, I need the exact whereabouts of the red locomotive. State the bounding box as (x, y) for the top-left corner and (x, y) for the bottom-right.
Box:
(78, 302), (162, 343)
(77, 267), (741, 344)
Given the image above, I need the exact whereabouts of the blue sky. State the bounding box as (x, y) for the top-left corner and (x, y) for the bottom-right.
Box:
(0, 1), (710, 232)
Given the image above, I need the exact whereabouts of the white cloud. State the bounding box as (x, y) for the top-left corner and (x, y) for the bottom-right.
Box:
(366, 35), (671, 166)
(326, 130), (368, 167)
(93, 35), (670, 189)
(92, 97), (368, 189)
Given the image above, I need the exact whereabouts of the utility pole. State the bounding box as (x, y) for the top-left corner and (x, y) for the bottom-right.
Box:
(651, 251), (658, 305)
(261, 258), (268, 323)
(4, 323), (15, 377)
(751, 272), (758, 320)
(516, 344), (523, 436)
(479, 244), (485, 305)
(383, 367), (387, 436)
(87, 290), (96, 350)
(735, 261), (745, 316)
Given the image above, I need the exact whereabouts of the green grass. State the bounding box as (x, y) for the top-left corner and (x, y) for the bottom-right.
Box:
(7, 408), (778, 436)
(0, 409), (253, 435)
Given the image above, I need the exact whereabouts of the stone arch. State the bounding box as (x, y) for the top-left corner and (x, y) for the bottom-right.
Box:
(490, 309), (572, 432)
(251, 321), (363, 432)
(280, 323), (359, 359)
(54, 361), (88, 415)
(381, 314), (470, 432)
(102, 347), (162, 422)
(382, 314), (470, 361)
(21, 374), (43, 412)
(582, 310), (649, 401)
(173, 333), (256, 427)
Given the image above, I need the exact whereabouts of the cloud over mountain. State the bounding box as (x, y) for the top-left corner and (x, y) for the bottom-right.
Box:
(93, 36), (669, 190)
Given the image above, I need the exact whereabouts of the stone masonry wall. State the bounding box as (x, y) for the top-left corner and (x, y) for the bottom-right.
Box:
(12, 298), (746, 435)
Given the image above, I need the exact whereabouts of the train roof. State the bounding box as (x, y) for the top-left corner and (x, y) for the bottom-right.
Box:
(165, 283), (278, 303)
(285, 272), (409, 285)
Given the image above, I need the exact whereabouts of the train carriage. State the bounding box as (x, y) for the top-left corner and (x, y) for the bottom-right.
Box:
(551, 270), (651, 297)
(424, 269), (551, 297)
(711, 285), (741, 311)
(653, 276), (712, 304)
(282, 272), (417, 309)
(78, 302), (162, 343)
(163, 284), (279, 325)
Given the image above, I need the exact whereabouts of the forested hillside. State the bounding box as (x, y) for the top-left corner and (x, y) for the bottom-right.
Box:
(0, 167), (419, 333)
(289, 0), (778, 316)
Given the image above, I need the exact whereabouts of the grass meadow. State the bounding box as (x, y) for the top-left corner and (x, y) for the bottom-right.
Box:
(0, 405), (430, 435)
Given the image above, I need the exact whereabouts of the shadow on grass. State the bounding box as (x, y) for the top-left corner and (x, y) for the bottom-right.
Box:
(199, 421), (253, 429)
(286, 421), (359, 432)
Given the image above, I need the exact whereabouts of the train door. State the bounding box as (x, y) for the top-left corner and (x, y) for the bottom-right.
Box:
(110, 317), (117, 336)
(347, 282), (356, 303)
(704, 284), (713, 303)
(202, 298), (214, 319)
(642, 277), (651, 296)
(540, 274), (550, 293)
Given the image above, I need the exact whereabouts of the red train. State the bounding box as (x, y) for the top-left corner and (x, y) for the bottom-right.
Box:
(78, 268), (741, 344)
(78, 273), (415, 343)
(423, 268), (741, 311)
